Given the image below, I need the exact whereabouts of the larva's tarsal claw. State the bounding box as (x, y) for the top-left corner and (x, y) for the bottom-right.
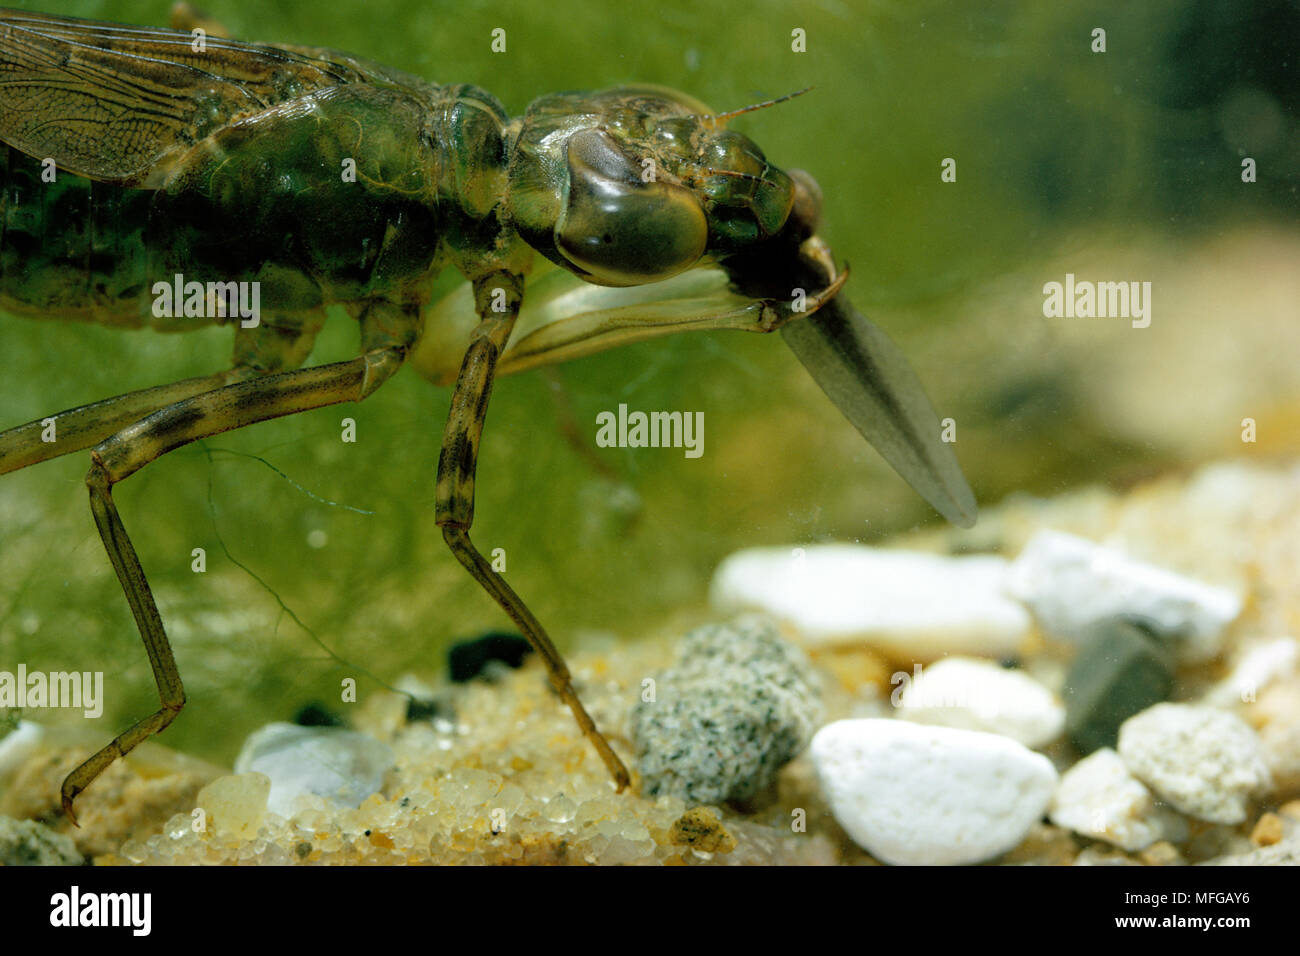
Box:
(62, 790), (80, 829)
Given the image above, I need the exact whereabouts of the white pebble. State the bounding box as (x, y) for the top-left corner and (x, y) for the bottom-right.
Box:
(1204, 637), (1298, 708)
(1005, 530), (1242, 662)
(1049, 748), (1186, 851)
(234, 723), (393, 818)
(1117, 704), (1271, 824)
(811, 719), (1057, 865)
(0, 720), (42, 779)
(710, 545), (1030, 659)
(195, 773), (271, 840)
(897, 657), (1065, 748)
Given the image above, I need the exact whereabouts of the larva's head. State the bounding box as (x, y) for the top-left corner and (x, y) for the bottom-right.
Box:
(508, 86), (814, 286)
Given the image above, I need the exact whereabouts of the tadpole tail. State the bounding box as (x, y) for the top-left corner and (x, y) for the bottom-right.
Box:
(780, 291), (978, 528)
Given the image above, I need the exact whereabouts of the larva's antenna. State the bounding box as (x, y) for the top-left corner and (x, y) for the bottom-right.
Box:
(706, 87), (814, 128)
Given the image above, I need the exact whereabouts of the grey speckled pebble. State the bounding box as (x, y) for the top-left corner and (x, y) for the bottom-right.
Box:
(0, 815), (83, 866)
(1064, 618), (1174, 755)
(631, 615), (822, 805)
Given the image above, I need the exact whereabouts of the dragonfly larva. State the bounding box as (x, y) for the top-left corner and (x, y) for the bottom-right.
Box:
(0, 5), (976, 821)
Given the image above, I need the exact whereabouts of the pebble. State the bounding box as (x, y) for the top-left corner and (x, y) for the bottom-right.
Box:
(1049, 748), (1186, 851)
(668, 807), (737, 854)
(449, 631), (533, 683)
(1138, 842), (1185, 866)
(1117, 704), (1272, 824)
(811, 719), (1057, 865)
(710, 544), (1030, 659)
(1005, 530), (1242, 663)
(1251, 680), (1300, 797)
(1201, 836), (1300, 866)
(293, 701), (347, 727)
(0, 721), (42, 780)
(896, 657), (1065, 748)
(233, 723), (394, 817)
(631, 615), (822, 804)
(1204, 637), (1298, 708)
(1063, 618), (1173, 754)
(1250, 812), (1285, 847)
(194, 773), (270, 840)
(0, 814), (83, 866)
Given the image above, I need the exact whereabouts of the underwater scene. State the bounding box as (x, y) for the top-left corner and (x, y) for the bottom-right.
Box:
(0, 0), (1297, 882)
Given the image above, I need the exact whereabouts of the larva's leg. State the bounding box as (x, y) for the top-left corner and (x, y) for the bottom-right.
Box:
(435, 273), (631, 791)
(62, 346), (407, 822)
(0, 311), (323, 477)
(0, 369), (255, 476)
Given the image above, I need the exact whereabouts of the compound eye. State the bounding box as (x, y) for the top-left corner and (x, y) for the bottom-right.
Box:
(556, 128), (707, 286)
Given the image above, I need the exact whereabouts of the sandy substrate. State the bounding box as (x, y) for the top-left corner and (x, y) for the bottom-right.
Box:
(2, 457), (1298, 865)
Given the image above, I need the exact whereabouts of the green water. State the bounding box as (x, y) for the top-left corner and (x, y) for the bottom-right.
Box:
(1, 0), (1295, 765)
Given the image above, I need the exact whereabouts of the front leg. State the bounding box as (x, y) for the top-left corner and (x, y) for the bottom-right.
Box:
(434, 272), (631, 791)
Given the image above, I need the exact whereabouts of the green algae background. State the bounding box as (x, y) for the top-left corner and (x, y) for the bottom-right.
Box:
(1, 0), (1297, 765)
